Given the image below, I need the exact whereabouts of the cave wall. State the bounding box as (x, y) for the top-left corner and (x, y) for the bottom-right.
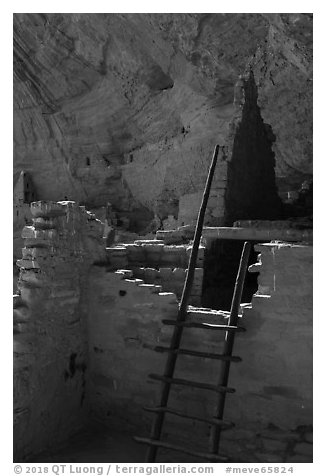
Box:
(251, 14), (313, 191)
(13, 13), (312, 224)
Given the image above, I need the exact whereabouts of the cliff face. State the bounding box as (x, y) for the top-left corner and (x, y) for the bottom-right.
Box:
(250, 13), (313, 189)
(13, 13), (312, 222)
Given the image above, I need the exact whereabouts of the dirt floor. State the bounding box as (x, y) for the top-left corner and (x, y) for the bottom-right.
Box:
(32, 427), (145, 463)
(31, 426), (204, 463)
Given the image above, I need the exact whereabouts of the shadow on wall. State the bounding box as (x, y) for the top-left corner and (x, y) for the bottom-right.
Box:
(200, 70), (283, 311)
(225, 70), (282, 225)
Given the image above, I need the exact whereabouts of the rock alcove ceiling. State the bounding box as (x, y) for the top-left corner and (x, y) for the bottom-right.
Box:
(13, 13), (312, 223)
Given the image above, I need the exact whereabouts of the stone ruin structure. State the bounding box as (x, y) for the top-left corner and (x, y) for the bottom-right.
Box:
(13, 199), (312, 463)
(13, 12), (313, 465)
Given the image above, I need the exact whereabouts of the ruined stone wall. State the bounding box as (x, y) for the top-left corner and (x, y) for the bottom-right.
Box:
(13, 201), (105, 461)
(13, 204), (312, 462)
(87, 242), (312, 462)
(86, 269), (237, 449)
(14, 203), (32, 264)
(86, 268), (178, 431)
(106, 241), (205, 305)
(222, 242), (313, 462)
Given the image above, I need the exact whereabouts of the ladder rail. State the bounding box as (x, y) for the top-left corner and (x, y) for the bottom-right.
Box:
(209, 241), (252, 454)
(145, 144), (220, 462)
(138, 239), (251, 461)
(178, 143), (220, 318)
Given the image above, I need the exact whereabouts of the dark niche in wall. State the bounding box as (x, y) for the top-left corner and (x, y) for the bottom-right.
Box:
(224, 70), (282, 225)
(201, 239), (259, 311)
(22, 172), (37, 203)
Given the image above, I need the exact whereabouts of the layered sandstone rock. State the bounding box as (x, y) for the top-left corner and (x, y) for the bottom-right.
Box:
(250, 14), (313, 189)
(13, 13), (312, 225)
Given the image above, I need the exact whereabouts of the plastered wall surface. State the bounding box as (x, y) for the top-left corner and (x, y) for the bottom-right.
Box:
(86, 267), (235, 451)
(220, 242), (312, 462)
(14, 201), (105, 461)
(86, 268), (178, 430)
(230, 242), (312, 428)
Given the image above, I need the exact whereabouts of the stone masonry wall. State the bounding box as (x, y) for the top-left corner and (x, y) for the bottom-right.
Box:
(14, 203), (32, 263)
(13, 201), (105, 461)
(86, 268), (178, 431)
(176, 146), (229, 228)
(13, 203), (313, 463)
(86, 269), (235, 450)
(88, 242), (313, 462)
(221, 242), (313, 462)
(106, 240), (205, 305)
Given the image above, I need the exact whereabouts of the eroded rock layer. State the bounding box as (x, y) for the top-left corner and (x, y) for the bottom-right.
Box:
(14, 13), (312, 222)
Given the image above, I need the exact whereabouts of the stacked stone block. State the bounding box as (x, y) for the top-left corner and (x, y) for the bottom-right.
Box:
(218, 424), (313, 463)
(226, 242), (313, 463)
(156, 225), (196, 244)
(87, 267), (232, 442)
(13, 201), (105, 461)
(13, 202), (313, 463)
(106, 241), (205, 305)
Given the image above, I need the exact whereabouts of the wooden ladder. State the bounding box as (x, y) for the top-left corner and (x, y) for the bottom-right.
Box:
(134, 145), (251, 462)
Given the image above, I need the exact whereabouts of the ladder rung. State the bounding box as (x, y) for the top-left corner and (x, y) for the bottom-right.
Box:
(134, 436), (228, 462)
(148, 373), (235, 393)
(149, 345), (242, 362)
(143, 406), (234, 429)
(162, 319), (246, 332)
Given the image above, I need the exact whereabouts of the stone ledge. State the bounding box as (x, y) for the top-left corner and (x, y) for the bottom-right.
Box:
(202, 226), (313, 243)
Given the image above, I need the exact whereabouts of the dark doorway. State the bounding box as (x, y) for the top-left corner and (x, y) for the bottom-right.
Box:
(201, 239), (259, 311)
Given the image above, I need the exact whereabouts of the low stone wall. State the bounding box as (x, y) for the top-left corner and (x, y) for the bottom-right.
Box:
(86, 269), (234, 446)
(13, 202), (33, 265)
(86, 268), (178, 430)
(87, 242), (312, 462)
(156, 225), (196, 244)
(222, 242), (313, 462)
(106, 241), (205, 306)
(132, 266), (203, 304)
(106, 241), (204, 269)
(13, 201), (105, 461)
